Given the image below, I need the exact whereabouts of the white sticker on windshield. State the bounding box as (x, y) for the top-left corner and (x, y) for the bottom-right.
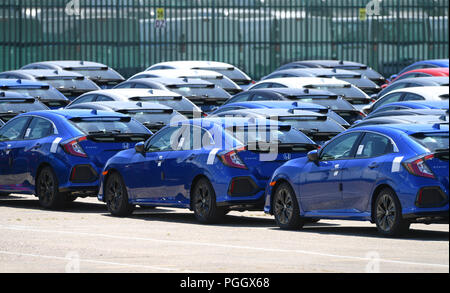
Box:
(333, 164), (340, 176)
(24, 128), (31, 138)
(391, 156), (404, 172)
(50, 137), (62, 153)
(357, 145), (364, 155)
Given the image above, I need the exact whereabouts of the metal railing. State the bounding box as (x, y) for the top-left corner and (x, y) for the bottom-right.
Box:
(0, 0), (448, 79)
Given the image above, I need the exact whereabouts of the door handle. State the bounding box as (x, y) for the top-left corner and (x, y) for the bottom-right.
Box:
(368, 162), (379, 169)
(32, 143), (41, 150)
(187, 154), (195, 161)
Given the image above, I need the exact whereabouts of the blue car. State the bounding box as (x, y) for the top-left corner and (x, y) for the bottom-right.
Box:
(0, 110), (152, 208)
(0, 79), (70, 109)
(99, 117), (318, 223)
(264, 123), (449, 236)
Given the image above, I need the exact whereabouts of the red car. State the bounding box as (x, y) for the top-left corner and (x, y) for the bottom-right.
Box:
(382, 68), (449, 88)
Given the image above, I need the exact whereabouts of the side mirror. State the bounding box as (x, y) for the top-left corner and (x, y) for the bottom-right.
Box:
(135, 141), (145, 154)
(307, 150), (319, 162)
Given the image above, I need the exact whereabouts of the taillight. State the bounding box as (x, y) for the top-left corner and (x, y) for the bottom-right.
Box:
(219, 147), (247, 169)
(251, 80), (256, 84)
(62, 136), (88, 158)
(202, 112), (208, 117)
(403, 154), (435, 179)
(359, 111), (367, 118)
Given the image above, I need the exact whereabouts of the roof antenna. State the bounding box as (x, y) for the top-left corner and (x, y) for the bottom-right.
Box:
(0, 92), (5, 97)
(136, 102), (143, 107)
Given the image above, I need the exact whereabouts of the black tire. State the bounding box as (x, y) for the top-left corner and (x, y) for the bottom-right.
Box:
(374, 188), (410, 236)
(104, 172), (134, 217)
(36, 167), (66, 209)
(192, 178), (224, 224)
(272, 182), (305, 230)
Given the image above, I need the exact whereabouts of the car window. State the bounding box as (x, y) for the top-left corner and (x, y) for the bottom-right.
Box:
(0, 116), (30, 142)
(355, 133), (393, 158)
(252, 83), (272, 89)
(320, 132), (361, 161)
(24, 117), (54, 140)
(114, 83), (133, 89)
(134, 83), (152, 89)
(178, 125), (215, 150)
(252, 93), (274, 101)
(227, 93), (252, 104)
(145, 126), (183, 152)
(373, 92), (403, 110)
(95, 95), (114, 102)
(213, 106), (243, 115)
(402, 93), (424, 101)
(72, 94), (97, 105)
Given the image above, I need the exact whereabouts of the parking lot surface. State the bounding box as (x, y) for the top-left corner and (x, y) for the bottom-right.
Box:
(0, 194), (448, 273)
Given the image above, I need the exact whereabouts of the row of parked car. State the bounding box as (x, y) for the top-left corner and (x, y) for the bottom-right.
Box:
(0, 58), (448, 236)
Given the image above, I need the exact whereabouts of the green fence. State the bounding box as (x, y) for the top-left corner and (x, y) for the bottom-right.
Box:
(0, 0), (448, 79)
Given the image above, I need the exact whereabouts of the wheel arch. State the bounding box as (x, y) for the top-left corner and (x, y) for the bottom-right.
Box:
(370, 183), (398, 223)
(189, 174), (211, 210)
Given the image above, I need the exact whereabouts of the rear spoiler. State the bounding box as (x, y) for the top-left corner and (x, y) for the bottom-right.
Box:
(129, 96), (183, 101)
(64, 66), (108, 71)
(0, 85), (50, 90)
(117, 109), (174, 114)
(0, 98), (36, 103)
(279, 115), (328, 121)
(289, 108), (329, 114)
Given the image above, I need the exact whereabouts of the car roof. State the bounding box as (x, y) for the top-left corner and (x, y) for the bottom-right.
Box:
(248, 87), (337, 96)
(23, 60), (110, 68)
(222, 100), (327, 109)
(2, 69), (85, 78)
(220, 108), (326, 117)
(410, 59), (449, 67)
(400, 67), (449, 76)
(132, 69), (223, 79)
(377, 100), (449, 109)
(0, 91), (34, 99)
(82, 88), (182, 99)
(384, 86), (449, 97)
(389, 76), (449, 85)
(71, 101), (173, 111)
(0, 78), (53, 87)
(355, 123), (449, 135)
(148, 61), (236, 70)
(253, 77), (350, 88)
(270, 68), (362, 77)
(26, 109), (130, 119)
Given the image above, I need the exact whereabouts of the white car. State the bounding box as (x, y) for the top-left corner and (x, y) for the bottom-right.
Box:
(249, 77), (371, 110)
(66, 88), (204, 118)
(146, 61), (254, 91)
(129, 69), (242, 94)
(365, 86), (450, 114)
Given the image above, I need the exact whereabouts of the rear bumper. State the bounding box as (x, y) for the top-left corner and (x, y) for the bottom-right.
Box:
(403, 211), (449, 224)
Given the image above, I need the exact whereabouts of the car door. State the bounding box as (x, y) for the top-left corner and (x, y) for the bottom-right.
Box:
(0, 116), (31, 190)
(16, 117), (57, 190)
(163, 125), (215, 205)
(125, 126), (183, 203)
(298, 132), (362, 212)
(341, 132), (396, 213)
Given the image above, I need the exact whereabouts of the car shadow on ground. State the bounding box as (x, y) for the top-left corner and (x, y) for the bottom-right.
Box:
(267, 224), (449, 241)
(0, 195), (108, 214)
(112, 208), (340, 229)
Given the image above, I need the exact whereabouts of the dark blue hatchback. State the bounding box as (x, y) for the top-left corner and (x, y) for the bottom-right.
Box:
(265, 123), (449, 236)
(0, 110), (152, 208)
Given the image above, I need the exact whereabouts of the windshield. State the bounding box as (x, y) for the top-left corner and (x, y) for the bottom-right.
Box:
(122, 110), (186, 125)
(278, 117), (345, 133)
(411, 133), (449, 152)
(42, 79), (98, 91)
(3, 88), (66, 100)
(225, 126), (312, 145)
(169, 86), (230, 99)
(318, 86), (368, 100)
(0, 100), (48, 113)
(297, 97), (355, 110)
(71, 118), (150, 135)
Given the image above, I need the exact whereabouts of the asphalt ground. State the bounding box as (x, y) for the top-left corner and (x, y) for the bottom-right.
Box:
(0, 193), (448, 273)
